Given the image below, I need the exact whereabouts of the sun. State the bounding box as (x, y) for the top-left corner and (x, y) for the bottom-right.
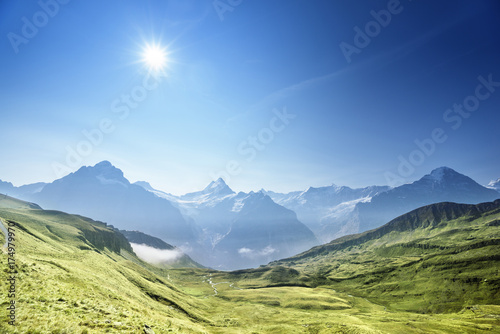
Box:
(142, 43), (167, 72)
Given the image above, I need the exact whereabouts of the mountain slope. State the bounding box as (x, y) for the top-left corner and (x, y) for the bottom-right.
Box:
(270, 199), (500, 313)
(0, 194), (42, 210)
(214, 192), (318, 269)
(266, 184), (390, 242)
(353, 167), (500, 233)
(30, 161), (195, 246)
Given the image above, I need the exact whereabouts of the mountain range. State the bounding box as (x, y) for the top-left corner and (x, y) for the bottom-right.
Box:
(0, 162), (318, 270)
(0, 162), (498, 270)
(265, 184), (390, 242)
(135, 178), (318, 269)
(353, 167), (500, 233)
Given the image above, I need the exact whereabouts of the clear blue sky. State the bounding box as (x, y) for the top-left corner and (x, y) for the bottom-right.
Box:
(1, 0), (499, 195)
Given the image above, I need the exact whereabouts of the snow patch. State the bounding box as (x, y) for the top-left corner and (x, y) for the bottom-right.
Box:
(322, 197), (371, 220)
(487, 178), (500, 191)
(96, 175), (128, 187)
(231, 197), (245, 212)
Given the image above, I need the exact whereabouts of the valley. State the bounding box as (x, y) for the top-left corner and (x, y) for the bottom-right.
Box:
(1, 195), (499, 333)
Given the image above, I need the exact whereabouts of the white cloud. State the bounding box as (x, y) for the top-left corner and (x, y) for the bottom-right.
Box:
(238, 246), (277, 258)
(260, 246), (276, 256)
(130, 243), (183, 264)
(238, 247), (253, 255)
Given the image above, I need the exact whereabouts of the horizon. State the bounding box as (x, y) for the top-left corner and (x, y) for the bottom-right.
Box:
(1, 159), (498, 197)
(1, 1), (499, 195)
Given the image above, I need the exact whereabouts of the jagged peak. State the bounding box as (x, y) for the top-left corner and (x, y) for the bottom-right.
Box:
(206, 177), (227, 187)
(203, 177), (233, 194)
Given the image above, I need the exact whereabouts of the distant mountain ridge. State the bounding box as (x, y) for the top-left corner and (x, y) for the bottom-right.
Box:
(0, 161), (318, 270)
(265, 184), (390, 242)
(1, 162), (498, 269)
(28, 161), (196, 246)
(277, 199), (500, 263)
(353, 167), (500, 233)
(0, 180), (47, 199)
(265, 167), (500, 243)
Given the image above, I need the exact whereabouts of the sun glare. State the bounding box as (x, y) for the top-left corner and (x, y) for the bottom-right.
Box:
(142, 44), (167, 71)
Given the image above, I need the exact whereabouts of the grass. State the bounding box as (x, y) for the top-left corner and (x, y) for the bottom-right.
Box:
(0, 196), (499, 333)
(271, 201), (500, 314)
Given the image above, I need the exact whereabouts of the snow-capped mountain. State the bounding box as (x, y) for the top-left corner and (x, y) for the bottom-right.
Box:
(353, 167), (500, 233)
(29, 161), (195, 245)
(181, 178), (235, 203)
(487, 178), (500, 192)
(136, 178), (241, 238)
(265, 184), (390, 242)
(138, 178), (319, 270)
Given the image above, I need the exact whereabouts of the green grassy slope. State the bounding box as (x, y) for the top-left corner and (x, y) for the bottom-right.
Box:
(0, 194), (42, 210)
(0, 195), (499, 333)
(270, 200), (500, 313)
(0, 198), (210, 333)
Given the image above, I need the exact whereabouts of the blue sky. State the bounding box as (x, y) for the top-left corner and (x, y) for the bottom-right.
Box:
(1, 0), (499, 195)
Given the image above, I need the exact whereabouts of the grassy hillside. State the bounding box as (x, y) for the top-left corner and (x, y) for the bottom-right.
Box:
(1, 196), (499, 333)
(0, 194), (42, 210)
(271, 200), (500, 313)
(0, 197), (210, 333)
